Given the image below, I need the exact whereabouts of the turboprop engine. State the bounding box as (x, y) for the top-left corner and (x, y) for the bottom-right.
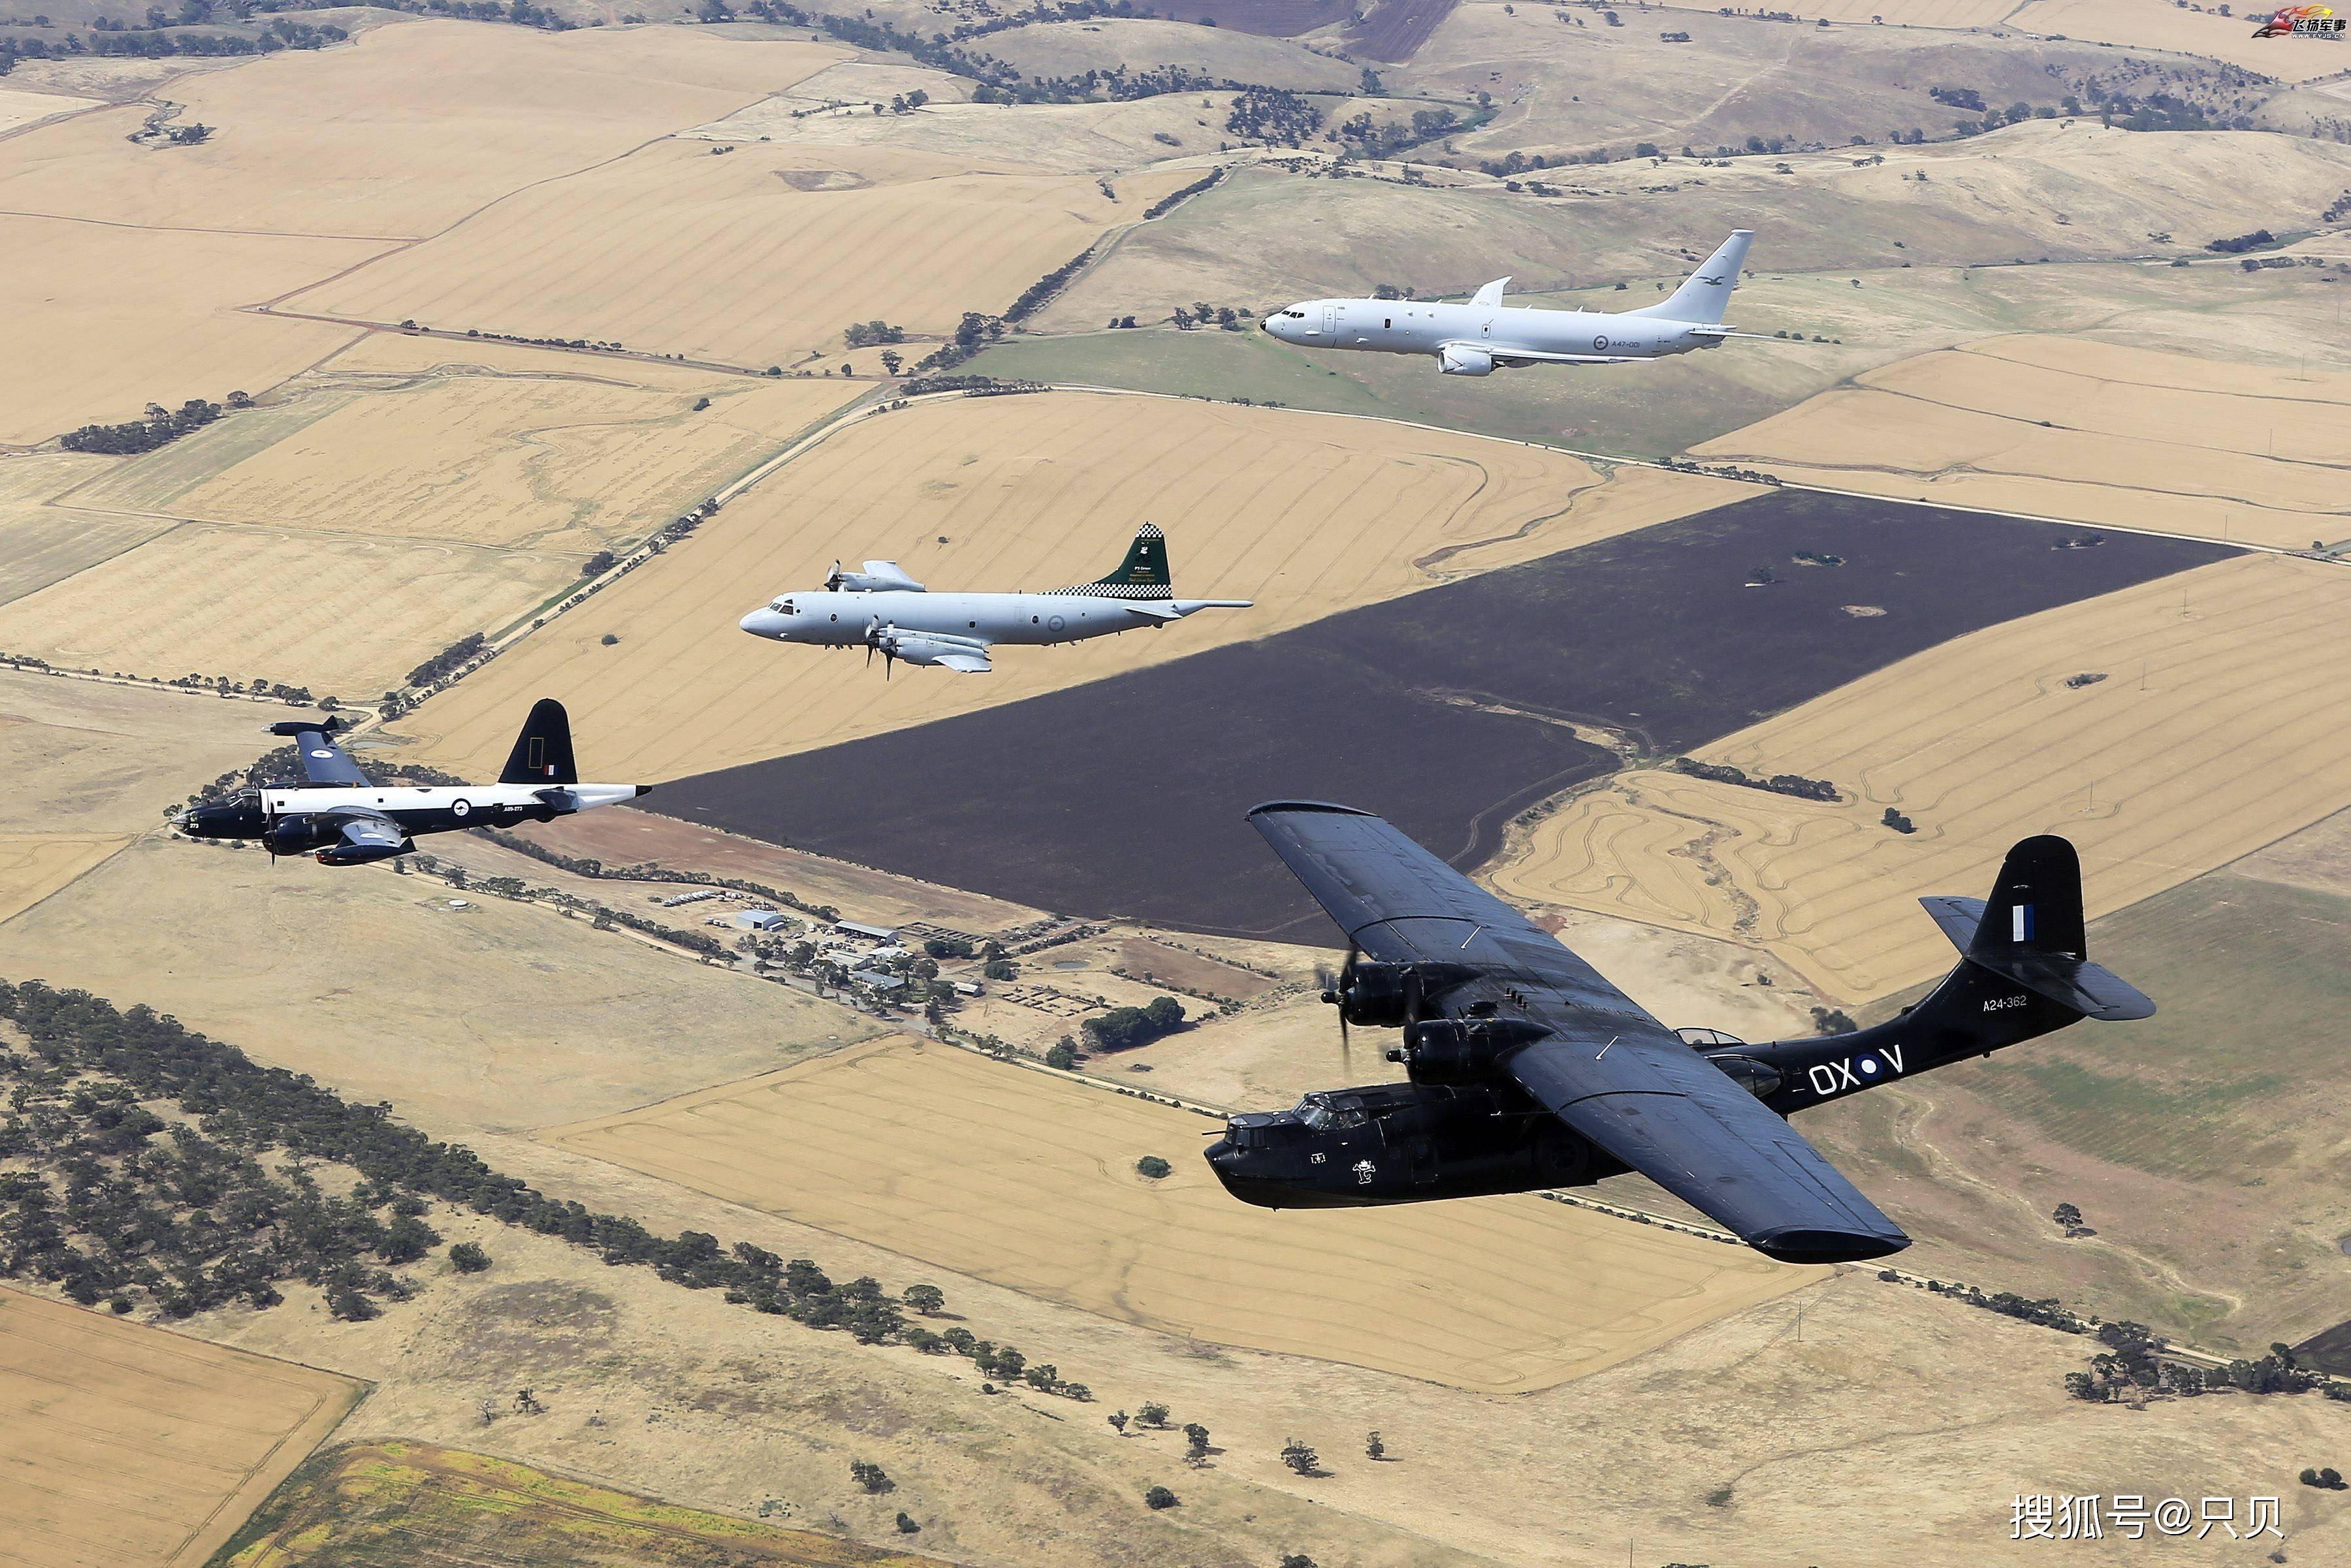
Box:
(261, 814), (340, 857)
(1439, 343), (1495, 376)
(315, 836), (409, 867)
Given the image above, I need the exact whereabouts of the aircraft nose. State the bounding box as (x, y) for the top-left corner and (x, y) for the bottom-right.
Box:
(740, 609), (779, 637)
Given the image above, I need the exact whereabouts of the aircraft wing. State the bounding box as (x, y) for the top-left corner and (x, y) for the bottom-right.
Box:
(1247, 802), (1910, 1264)
(936, 650), (992, 673)
(1465, 342), (1642, 366)
(273, 720), (371, 786)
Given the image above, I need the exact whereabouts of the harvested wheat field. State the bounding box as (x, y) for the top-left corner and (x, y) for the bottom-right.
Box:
(1491, 553), (2351, 1002)
(0, 20), (842, 236)
(296, 139), (1200, 364)
(0, 666), (268, 837)
(547, 1038), (1804, 1394)
(0, 520), (583, 698)
(0, 214), (379, 446)
(1695, 335), (2351, 547)
(0, 1285), (360, 1568)
(0, 837), (882, 1136)
(391, 392), (1725, 783)
(80, 362), (858, 554)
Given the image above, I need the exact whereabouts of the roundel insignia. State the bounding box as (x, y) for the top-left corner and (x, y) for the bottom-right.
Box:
(309, 748), (334, 759)
(451, 799), (470, 818)
(1593, 334), (1610, 351)
(1048, 613), (1066, 633)
(1858, 1057), (1879, 1076)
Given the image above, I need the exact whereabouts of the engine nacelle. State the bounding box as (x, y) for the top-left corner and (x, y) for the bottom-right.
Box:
(880, 635), (972, 668)
(261, 814), (339, 856)
(1385, 1017), (1547, 1084)
(1439, 344), (1495, 377)
(1325, 960), (1482, 1029)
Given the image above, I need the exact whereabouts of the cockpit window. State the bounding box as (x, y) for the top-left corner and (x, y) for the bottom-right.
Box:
(771, 598), (795, 615)
(1284, 310), (1307, 319)
(1292, 1093), (1366, 1131)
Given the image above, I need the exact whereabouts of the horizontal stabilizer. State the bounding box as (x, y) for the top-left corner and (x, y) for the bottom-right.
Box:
(1920, 837), (2154, 1021)
(269, 715), (344, 737)
(1974, 952), (2154, 1021)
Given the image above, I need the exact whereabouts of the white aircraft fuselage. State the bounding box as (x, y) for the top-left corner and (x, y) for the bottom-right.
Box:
(1263, 230), (1755, 376)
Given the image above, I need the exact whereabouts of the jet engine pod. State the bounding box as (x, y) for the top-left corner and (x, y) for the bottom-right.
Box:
(1384, 1017), (1548, 1083)
(1439, 343), (1495, 377)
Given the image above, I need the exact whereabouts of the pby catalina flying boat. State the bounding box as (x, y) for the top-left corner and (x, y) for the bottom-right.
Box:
(1207, 805), (2153, 1264)
(177, 700), (647, 865)
(737, 524), (1252, 675)
(1261, 230), (1761, 376)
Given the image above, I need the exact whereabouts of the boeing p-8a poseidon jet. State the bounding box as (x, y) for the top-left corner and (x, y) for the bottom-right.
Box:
(738, 524), (1251, 675)
(1262, 230), (1757, 376)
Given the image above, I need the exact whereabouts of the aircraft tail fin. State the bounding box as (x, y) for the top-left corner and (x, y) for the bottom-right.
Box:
(1924, 835), (2154, 1020)
(1629, 230), (1753, 325)
(499, 697), (578, 786)
(1061, 523), (1174, 600)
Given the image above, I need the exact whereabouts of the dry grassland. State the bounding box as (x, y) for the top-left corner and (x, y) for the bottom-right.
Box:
(293, 139), (1200, 363)
(0, 21), (843, 236)
(86, 364), (858, 554)
(1490, 553), (2351, 1002)
(979, 18), (1364, 89)
(0, 214), (379, 446)
(0, 1285), (360, 1568)
(1695, 335), (2351, 547)
(547, 1037), (1804, 1394)
(388, 392), (1726, 784)
(0, 836), (882, 1136)
(0, 520), (583, 697)
(700, 89), (1245, 174)
(2013, 0), (2344, 81)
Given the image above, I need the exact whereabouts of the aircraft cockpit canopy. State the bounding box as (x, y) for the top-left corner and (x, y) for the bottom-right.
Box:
(769, 598), (796, 615)
(1293, 1092), (1369, 1132)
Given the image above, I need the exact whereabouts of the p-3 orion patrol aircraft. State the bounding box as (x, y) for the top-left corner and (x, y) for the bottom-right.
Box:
(1206, 805), (2152, 1264)
(1261, 230), (1761, 376)
(737, 524), (1252, 675)
(178, 699), (647, 865)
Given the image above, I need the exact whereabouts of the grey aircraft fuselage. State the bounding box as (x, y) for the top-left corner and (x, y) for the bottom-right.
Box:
(1262, 228), (1755, 376)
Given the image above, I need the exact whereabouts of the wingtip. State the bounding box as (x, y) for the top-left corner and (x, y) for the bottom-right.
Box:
(1750, 1226), (1910, 1266)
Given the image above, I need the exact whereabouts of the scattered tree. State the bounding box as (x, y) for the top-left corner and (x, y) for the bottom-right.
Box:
(1281, 1439), (1321, 1475)
(1136, 1155), (1172, 1180)
(850, 1459), (894, 1494)
(1138, 1400), (1171, 1428)
(1143, 1484), (1179, 1509)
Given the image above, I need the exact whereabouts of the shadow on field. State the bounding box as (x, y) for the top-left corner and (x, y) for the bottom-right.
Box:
(647, 492), (2233, 940)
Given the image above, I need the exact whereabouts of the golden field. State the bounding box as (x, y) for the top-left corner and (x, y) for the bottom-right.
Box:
(0, 520), (583, 697)
(0, 452), (169, 606)
(0, 214), (379, 447)
(0, 20), (842, 236)
(293, 140), (1200, 364)
(389, 391), (1745, 782)
(0, 1285), (360, 1568)
(87, 357), (859, 554)
(1490, 553), (2351, 1002)
(1695, 335), (2351, 548)
(547, 1037), (1805, 1394)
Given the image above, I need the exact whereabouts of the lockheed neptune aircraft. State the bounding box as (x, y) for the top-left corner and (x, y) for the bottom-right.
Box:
(737, 524), (1251, 675)
(178, 699), (647, 865)
(1206, 804), (2153, 1264)
(1261, 230), (1759, 376)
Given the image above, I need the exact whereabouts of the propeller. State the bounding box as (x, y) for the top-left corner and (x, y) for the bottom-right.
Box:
(1315, 941), (1359, 1075)
(862, 619), (899, 680)
(825, 558), (846, 591)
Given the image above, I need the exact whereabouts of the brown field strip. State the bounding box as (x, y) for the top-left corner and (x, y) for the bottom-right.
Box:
(1490, 553), (2351, 1002)
(0, 20), (844, 236)
(1694, 335), (2351, 548)
(0, 1286), (360, 1568)
(293, 140), (1200, 364)
(2012, 0), (2346, 80)
(391, 391), (1740, 783)
(546, 1038), (1804, 1394)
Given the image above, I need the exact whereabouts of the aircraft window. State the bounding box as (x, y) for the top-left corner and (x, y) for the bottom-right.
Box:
(1297, 1102), (1333, 1132)
(1384, 318), (1392, 329)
